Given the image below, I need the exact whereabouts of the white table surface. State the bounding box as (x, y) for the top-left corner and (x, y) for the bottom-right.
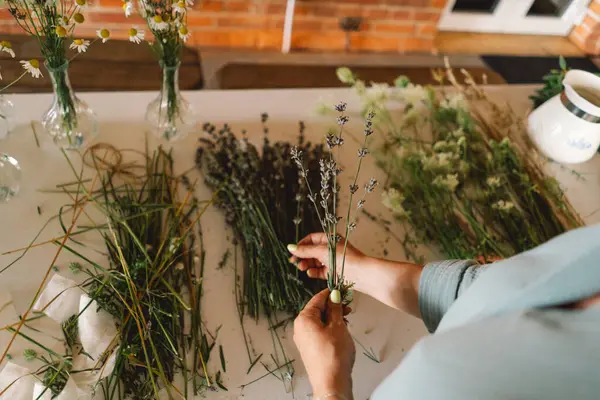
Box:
(1, 86), (599, 400)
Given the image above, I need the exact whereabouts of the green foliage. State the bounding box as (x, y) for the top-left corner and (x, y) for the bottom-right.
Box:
(338, 69), (583, 262)
(530, 56), (568, 109)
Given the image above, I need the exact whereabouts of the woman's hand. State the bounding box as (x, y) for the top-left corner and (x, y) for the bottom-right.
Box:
(294, 289), (355, 400)
(289, 233), (424, 317)
(288, 232), (366, 286)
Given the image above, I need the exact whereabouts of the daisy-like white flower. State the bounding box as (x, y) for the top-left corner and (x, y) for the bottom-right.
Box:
(0, 41), (15, 58)
(178, 25), (190, 42)
(150, 15), (169, 31)
(21, 59), (43, 79)
(96, 28), (111, 43)
(122, 1), (133, 17)
(128, 27), (144, 44)
(172, 0), (187, 14)
(75, 0), (88, 8)
(69, 39), (90, 53)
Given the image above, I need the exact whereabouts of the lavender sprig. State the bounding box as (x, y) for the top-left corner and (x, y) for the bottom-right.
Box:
(292, 103), (377, 301)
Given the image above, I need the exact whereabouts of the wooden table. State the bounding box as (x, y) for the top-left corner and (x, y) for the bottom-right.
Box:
(0, 87), (599, 400)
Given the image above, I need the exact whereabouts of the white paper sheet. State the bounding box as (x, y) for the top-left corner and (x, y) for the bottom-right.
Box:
(0, 362), (34, 400)
(32, 382), (52, 400)
(78, 294), (118, 361)
(33, 275), (84, 324)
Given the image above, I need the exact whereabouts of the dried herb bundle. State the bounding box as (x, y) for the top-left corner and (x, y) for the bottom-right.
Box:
(337, 65), (583, 262)
(0, 146), (220, 399)
(196, 117), (326, 319)
(88, 148), (217, 399)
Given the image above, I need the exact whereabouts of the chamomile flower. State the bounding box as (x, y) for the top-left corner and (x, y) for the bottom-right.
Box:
(150, 15), (168, 31)
(122, 1), (133, 17)
(69, 39), (90, 53)
(55, 25), (67, 37)
(73, 13), (85, 23)
(75, 0), (88, 8)
(97, 28), (111, 43)
(178, 25), (190, 41)
(20, 59), (42, 79)
(128, 27), (144, 44)
(0, 41), (15, 58)
(172, 0), (187, 14)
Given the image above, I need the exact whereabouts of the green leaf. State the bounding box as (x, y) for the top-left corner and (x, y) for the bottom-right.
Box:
(559, 55), (567, 71)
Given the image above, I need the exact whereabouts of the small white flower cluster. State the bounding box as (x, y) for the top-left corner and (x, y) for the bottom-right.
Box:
(486, 176), (502, 188)
(423, 151), (458, 171)
(492, 199), (515, 212)
(440, 93), (467, 110)
(432, 173), (460, 192)
(382, 188), (407, 217)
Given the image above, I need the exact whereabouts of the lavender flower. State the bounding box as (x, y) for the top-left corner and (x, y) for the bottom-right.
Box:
(334, 102), (347, 112)
(337, 116), (350, 126)
(365, 178), (378, 193)
(292, 102), (377, 301)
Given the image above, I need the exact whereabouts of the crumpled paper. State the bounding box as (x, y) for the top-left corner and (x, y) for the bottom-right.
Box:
(33, 274), (84, 323)
(71, 347), (117, 390)
(0, 362), (34, 400)
(78, 294), (118, 361)
(32, 382), (52, 400)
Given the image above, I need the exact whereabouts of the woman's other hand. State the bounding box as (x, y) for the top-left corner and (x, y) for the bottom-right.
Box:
(294, 289), (355, 400)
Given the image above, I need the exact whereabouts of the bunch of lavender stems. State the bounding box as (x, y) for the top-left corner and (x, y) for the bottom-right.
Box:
(196, 117), (328, 391)
(292, 103), (377, 302)
(0, 147), (222, 399)
(196, 117), (327, 319)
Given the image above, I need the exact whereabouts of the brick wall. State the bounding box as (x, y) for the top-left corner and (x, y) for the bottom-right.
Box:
(0, 0), (448, 53)
(570, 0), (600, 54)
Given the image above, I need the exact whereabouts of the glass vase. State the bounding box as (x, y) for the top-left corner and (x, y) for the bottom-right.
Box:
(42, 62), (97, 149)
(0, 153), (21, 203)
(145, 61), (197, 142)
(0, 96), (15, 140)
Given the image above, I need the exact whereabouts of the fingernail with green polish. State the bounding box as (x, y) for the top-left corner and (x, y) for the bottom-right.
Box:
(287, 244), (297, 252)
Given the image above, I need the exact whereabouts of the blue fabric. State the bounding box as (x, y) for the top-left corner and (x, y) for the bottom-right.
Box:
(372, 224), (600, 400)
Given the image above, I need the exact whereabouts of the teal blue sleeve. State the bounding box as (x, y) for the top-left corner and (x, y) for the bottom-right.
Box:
(418, 260), (487, 333)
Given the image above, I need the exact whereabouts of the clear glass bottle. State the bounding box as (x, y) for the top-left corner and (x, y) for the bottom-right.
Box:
(0, 96), (15, 140)
(42, 61), (98, 149)
(0, 153), (21, 203)
(145, 61), (197, 142)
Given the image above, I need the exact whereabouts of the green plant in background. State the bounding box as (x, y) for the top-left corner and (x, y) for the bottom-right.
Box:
(336, 65), (583, 263)
(530, 56), (568, 109)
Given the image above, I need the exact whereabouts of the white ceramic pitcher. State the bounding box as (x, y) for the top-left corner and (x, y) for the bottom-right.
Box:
(528, 69), (600, 164)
